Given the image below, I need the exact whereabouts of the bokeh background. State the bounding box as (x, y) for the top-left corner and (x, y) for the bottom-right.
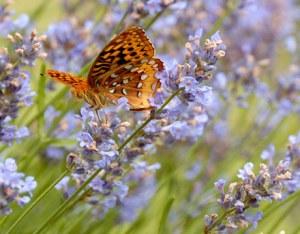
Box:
(1, 0), (300, 233)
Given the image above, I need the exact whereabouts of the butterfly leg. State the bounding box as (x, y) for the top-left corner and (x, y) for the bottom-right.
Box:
(150, 108), (156, 119)
(96, 95), (108, 124)
(94, 110), (102, 125)
(102, 109), (108, 125)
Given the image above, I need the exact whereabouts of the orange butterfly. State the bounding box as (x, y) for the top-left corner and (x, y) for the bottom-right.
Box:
(47, 26), (164, 111)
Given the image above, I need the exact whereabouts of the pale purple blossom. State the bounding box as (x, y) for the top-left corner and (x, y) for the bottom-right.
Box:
(0, 157), (37, 215)
(206, 140), (294, 232)
(261, 144), (275, 161)
(0, 29), (45, 144)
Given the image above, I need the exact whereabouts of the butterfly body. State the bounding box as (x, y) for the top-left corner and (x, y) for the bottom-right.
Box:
(46, 26), (163, 111)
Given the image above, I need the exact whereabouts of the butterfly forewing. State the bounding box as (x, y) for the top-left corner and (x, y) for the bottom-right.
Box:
(87, 26), (163, 110)
(88, 26), (155, 87)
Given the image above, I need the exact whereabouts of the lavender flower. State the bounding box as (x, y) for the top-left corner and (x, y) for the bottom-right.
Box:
(205, 159), (291, 232)
(185, 161), (201, 180)
(0, 31), (46, 144)
(0, 157), (37, 215)
(284, 132), (300, 192)
(8, 31), (47, 66)
(56, 105), (129, 216)
(0, 1), (31, 37)
(146, 0), (187, 15)
(125, 0), (184, 25)
(142, 30), (225, 144)
(261, 144), (275, 161)
(120, 162), (159, 221)
(44, 19), (94, 72)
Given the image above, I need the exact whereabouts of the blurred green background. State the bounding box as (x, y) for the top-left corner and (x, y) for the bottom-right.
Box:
(1, 0), (300, 233)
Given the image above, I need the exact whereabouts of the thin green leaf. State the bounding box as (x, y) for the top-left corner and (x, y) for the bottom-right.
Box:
(158, 197), (175, 234)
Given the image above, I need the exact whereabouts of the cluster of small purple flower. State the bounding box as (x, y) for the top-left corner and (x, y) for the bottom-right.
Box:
(204, 129), (300, 233)
(285, 132), (300, 193)
(0, 0), (46, 144)
(206, 160), (290, 232)
(44, 18), (95, 73)
(0, 0), (32, 37)
(0, 157), (37, 215)
(0, 1), (45, 214)
(0, 31), (46, 144)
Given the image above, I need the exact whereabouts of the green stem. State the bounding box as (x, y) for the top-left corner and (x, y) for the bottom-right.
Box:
(204, 208), (236, 234)
(32, 168), (104, 234)
(30, 1), (48, 21)
(36, 64), (47, 137)
(265, 197), (298, 234)
(0, 145), (6, 154)
(256, 189), (300, 232)
(158, 197), (175, 234)
(0, 216), (9, 229)
(110, 5), (131, 37)
(6, 170), (68, 234)
(292, 211), (300, 234)
(205, 0), (240, 39)
(43, 188), (92, 233)
(144, 7), (168, 31)
(26, 87), (69, 126)
(94, 2), (110, 24)
(205, 198), (251, 233)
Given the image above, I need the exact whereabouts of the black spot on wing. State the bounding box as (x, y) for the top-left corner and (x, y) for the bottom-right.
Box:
(118, 56), (127, 65)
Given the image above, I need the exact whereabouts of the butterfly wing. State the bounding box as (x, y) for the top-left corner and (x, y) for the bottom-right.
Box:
(102, 58), (164, 110)
(87, 26), (155, 87)
(87, 26), (163, 110)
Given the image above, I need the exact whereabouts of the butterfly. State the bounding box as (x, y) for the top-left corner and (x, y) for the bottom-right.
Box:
(46, 26), (164, 111)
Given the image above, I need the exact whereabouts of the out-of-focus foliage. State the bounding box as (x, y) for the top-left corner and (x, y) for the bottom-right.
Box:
(1, 0), (300, 233)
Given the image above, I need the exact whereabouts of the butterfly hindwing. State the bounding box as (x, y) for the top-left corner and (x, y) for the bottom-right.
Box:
(101, 58), (163, 110)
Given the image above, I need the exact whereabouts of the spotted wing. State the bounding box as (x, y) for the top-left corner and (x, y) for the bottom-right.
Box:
(102, 58), (163, 110)
(87, 26), (155, 88)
